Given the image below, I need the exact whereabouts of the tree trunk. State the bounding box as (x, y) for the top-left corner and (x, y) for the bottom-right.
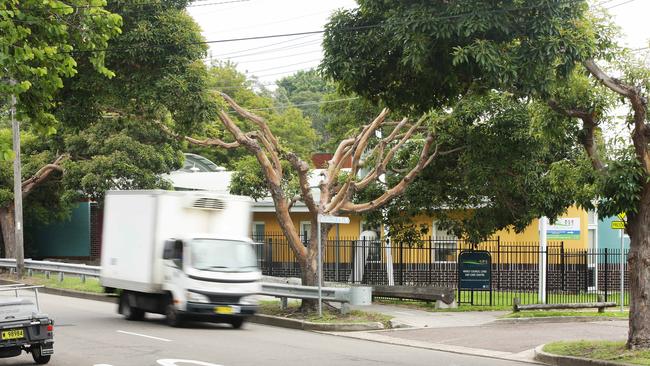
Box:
(299, 222), (332, 312)
(627, 200), (650, 349)
(0, 204), (16, 259)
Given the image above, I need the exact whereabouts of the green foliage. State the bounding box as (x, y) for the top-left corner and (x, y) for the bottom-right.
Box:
(274, 69), (336, 148)
(61, 117), (182, 203)
(229, 156), (299, 202)
(322, 0), (602, 112)
(0, 0), (122, 131)
(356, 92), (587, 243)
(48, 0), (214, 203)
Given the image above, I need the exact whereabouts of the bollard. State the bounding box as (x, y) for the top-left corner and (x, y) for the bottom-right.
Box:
(598, 294), (605, 313)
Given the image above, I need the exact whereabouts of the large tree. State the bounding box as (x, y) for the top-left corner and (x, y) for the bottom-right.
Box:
(0, 0), (218, 255)
(321, 0), (650, 349)
(167, 93), (460, 307)
(0, 0), (121, 258)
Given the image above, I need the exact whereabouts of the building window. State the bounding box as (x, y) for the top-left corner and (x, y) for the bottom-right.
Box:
(252, 222), (265, 243)
(432, 220), (458, 262)
(300, 221), (311, 245)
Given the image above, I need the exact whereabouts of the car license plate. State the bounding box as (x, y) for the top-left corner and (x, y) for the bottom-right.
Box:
(1, 329), (24, 340)
(215, 306), (233, 314)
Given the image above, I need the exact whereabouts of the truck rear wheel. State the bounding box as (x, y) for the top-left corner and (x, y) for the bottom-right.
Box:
(31, 347), (51, 364)
(120, 292), (144, 321)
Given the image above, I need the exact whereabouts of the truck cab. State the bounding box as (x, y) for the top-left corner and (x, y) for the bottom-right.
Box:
(158, 236), (261, 327)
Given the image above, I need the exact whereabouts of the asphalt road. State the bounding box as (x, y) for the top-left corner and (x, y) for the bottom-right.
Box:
(0, 293), (535, 366)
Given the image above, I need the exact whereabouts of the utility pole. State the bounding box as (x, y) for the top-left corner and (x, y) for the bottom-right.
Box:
(9, 79), (24, 279)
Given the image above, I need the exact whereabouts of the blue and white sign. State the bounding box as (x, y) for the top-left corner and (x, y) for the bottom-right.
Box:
(547, 218), (580, 240)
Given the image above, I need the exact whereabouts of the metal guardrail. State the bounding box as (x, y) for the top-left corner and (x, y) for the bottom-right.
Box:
(260, 282), (351, 303)
(0, 259), (100, 279)
(0, 260), (372, 312)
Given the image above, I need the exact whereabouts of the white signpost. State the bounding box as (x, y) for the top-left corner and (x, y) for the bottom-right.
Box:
(317, 214), (350, 317)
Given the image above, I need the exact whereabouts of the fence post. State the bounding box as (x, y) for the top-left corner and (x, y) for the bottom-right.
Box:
(58, 272), (64, 283)
(335, 236), (340, 282)
(584, 250), (589, 293)
(267, 238), (273, 277)
(605, 248), (609, 301)
(399, 240), (404, 286)
(545, 247), (549, 304)
(560, 241), (566, 291)
(351, 239), (356, 283)
(496, 236), (501, 290)
(428, 236), (432, 285)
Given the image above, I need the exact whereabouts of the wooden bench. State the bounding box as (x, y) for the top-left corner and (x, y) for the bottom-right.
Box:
(372, 285), (455, 305)
(513, 296), (617, 313)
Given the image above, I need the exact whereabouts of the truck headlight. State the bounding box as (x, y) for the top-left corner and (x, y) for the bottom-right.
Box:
(186, 291), (210, 303)
(240, 295), (259, 305)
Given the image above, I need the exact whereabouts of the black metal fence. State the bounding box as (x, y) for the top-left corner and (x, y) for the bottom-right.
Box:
(252, 232), (630, 307)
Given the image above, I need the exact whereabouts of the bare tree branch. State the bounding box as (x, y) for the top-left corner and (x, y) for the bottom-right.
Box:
(285, 152), (319, 215)
(22, 155), (68, 197)
(584, 59), (649, 173)
(339, 134), (440, 214)
(547, 99), (605, 171)
(159, 122), (241, 149)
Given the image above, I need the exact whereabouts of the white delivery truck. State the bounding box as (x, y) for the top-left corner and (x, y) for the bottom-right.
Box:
(100, 190), (261, 328)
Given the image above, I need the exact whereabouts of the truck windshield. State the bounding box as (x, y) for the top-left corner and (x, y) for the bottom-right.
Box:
(190, 239), (258, 272)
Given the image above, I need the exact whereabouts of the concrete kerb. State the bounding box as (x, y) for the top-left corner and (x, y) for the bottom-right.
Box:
(534, 345), (637, 366)
(495, 316), (627, 325)
(0, 278), (117, 303)
(249, 314), (385, 331)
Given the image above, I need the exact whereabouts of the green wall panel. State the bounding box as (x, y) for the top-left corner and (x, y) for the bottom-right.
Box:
(28, 203), (91, 257)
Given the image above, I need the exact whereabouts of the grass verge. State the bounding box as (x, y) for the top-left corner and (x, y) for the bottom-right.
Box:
(503, 310), (628, 319)
(259, 300), (393, 326)
(543, 340), (650, 365)
(0, 273), (104, 293)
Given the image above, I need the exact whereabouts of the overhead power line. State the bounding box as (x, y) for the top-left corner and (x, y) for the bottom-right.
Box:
(212, 34), (320, 58)
(604, 0), (638, 9)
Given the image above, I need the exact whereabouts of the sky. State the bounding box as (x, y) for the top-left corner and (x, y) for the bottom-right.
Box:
(187, 0), (650, 87)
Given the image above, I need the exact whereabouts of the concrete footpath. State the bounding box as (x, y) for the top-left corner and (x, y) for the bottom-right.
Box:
(334, 303), (629, 364)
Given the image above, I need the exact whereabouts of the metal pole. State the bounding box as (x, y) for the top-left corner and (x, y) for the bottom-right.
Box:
(335, 224), (339, 281)
(539, 217), (548, 303)
(317, 219), (322, 317)
(10, 80), (24, 279)
(620, 229), (624, 312)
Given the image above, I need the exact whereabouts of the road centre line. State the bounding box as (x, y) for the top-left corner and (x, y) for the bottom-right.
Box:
(116, 330), (172, 342)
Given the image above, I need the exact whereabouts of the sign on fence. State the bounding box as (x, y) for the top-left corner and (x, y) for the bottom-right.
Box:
(547, 217), (581, 240)
(458, 251), (492, 290)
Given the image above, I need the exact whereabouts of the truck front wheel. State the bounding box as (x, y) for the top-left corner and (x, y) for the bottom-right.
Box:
(120, 292), (144, 321)
(229, 318), (244, 329)
(165, 298), (184, 327)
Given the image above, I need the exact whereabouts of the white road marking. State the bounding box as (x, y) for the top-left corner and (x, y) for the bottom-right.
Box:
(93, 364), (113, 366)
(157, 359), (223, 366)
(116, 330), (172, 342)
